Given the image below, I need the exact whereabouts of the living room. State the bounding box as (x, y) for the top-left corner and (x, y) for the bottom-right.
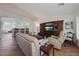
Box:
(0, 3), (79, 56)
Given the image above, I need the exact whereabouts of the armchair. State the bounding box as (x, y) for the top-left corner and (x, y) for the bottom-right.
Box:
(65, 32), (74, 46)
(48, 31), (65, 49)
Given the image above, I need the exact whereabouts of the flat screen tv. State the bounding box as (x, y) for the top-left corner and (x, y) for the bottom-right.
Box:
(45, 25), (54, 31)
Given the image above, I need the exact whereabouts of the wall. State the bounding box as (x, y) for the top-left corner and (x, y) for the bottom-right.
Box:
(0, 18), (1, 39)
(75, 17), (79, 47)
(73, 10), (79, 47)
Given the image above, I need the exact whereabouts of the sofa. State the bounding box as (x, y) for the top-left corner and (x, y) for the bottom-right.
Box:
(15, 32), (65, 56)
(15, 33), (40, 56)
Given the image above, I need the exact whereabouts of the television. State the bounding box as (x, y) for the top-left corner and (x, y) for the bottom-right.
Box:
(45, 25), (54, 31)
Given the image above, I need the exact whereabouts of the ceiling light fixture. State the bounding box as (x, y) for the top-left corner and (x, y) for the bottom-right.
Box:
(58, 3), (64, 6)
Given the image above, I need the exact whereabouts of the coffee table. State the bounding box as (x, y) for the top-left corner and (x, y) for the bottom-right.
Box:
(40, 44), (54, 56)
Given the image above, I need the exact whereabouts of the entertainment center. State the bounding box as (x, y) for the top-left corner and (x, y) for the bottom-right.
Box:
(39, 20), (64, 37)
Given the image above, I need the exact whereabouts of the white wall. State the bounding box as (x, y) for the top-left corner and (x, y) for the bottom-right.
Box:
(0, 18), (1, 39)
(73, 10), (79, 47)
(75, 17), (79, 47)
(33, 22), (40, 35)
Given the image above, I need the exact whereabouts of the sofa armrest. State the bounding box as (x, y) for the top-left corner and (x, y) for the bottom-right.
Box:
(58, 37), (65, 44)
(51, 35), (59, 39)
(39, 39), (48, 47)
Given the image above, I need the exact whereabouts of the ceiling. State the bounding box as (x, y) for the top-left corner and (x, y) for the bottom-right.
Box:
(0, 3), (79, 21)
(15, 3), (79, 18)
(0, 3), (38, 21)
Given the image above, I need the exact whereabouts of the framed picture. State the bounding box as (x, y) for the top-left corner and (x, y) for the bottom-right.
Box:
(65, 22), (73, 29)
